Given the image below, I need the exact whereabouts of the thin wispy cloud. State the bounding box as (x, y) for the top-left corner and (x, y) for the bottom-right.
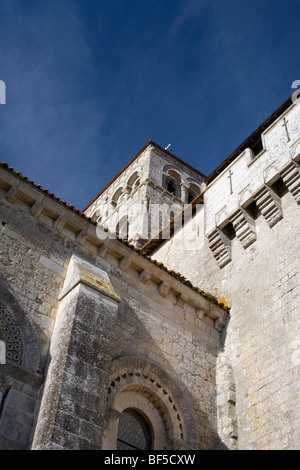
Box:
(167, 0), (209, 38)
(0, 0), (105, 207)
(0, 0), (298, 209)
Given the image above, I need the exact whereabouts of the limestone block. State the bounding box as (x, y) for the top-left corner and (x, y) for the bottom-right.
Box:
(229, 208), (256, 249)
(254, 185), (283, 227)
(59, 254), (120, 303)
(206, 228), (232, 268)
(30, 202), (44, 218)
(176, 293), (188, 308)
(139, 270), (151, 284)
(5, 186), (20, 204)
(158, 282), (169, 298)
(119, 256), (131, 271)
(281, 161), (300, 204)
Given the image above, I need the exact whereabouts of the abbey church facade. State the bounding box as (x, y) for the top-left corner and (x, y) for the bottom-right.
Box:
(0, 95), (299, 450)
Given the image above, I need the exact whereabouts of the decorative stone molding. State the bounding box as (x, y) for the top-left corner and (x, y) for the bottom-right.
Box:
(229, 208), (256, 249)
(254, 185), (283, 228)
(76, 230), (89, 246)
(5, 186), (20, 204)
(59, 254), (120, 302)
(103, 356), (198, 450)
(0, 164), (228, 323)
(139, 269), (151, 284)
(53, 215), (66, 231)
(158, 282), (169, 298)
(215, 206), (228, 228)
(0, 283), (40, 374)
(0, 301), (24, 366)
(0, 372), (8, 394)
(176, 293), (188, 308)
(281, 161), (300, 205)
(238, 184), (253, 207)
(207, 228), (232, 268)
(119, 256), (131, 271)
(0, 340), (5, 364)
(214, 314), (227, 332)
(263, 161), (280, 185)
(30, 201), (44, 218)
(98, 244), (110, 259)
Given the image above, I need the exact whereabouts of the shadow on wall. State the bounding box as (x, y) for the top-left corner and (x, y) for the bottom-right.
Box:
(106, 296), (230, 450)
(0, 273), (44, 450)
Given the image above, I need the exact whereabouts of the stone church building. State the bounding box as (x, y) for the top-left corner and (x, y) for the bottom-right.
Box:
(0, 94), (299, 450)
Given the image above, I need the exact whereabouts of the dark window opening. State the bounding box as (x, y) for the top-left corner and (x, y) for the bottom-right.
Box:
(117, 408), (152, 450)
(166, 179), (177, 196)
(270, 177), (289, 198)
(243, 201), (261, 220)
(250, 137), (263, 157)
(220, 222), (236, 240)
(188, 192), (196, 204)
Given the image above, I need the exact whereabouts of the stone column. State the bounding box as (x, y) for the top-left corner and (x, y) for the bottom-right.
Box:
(32, 254), (120, 450)
(180, 184), (188, 203)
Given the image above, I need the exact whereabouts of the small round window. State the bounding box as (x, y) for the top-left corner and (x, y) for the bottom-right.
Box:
(117, 408), (152, 450)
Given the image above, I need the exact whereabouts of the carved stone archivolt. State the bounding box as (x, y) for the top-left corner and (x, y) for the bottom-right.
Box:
(0, 301), (24, 367)
(0, 282), (40, 373)
(103, 356), (197, 450)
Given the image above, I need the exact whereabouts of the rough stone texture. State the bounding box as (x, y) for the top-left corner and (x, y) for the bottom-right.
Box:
(0, 162), (225, 450)
(153, 99), (300, 450)
(0, 96), (299, 450)
(85, 143), (205, 246)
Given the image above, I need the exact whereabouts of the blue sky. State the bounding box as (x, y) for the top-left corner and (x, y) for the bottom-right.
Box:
(0, 0), (299, 210)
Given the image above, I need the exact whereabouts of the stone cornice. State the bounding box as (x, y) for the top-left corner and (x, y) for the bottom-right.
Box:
(0, 164), (229, 328)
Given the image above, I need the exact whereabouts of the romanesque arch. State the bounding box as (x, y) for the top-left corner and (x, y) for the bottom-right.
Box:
(0, 282), (40, 373)
(102, 356), (197, 450)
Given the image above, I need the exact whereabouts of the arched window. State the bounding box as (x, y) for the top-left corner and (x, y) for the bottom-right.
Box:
(187, 183), (201, 203)
(91, 209), (102, 224)
(167, 178), (177, 195)
(116, 215), (129, 240)
(164, 170), (181, 198)
(133, 178), (140, 189)
(112, 188), (123, 208)
(127, 171), (140, 191)
(117, 408), (152, 450)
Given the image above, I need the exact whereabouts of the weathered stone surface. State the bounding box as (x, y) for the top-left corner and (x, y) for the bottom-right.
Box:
(0, 95), (299, 451)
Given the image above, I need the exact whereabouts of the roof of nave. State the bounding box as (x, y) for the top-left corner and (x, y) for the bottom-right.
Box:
(0, 161), (229, 313)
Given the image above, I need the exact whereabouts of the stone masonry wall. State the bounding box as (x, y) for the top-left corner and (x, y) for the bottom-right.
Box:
(0, 165), (227, 449)
(152, 99), (300, 450)
(103, 249), (226, 449)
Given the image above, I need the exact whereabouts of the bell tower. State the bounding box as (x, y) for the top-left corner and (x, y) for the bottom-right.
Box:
(84, 140), (206, 247)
